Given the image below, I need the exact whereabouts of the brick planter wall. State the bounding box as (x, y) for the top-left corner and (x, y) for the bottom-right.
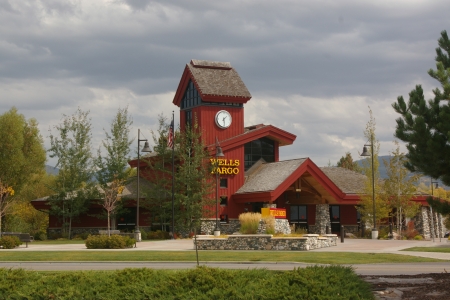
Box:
(194, 234), (337, 251)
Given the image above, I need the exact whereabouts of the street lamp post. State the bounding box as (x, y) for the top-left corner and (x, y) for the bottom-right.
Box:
(361, 134), (378, 239)
(136, 129), (151, 242)
(214, 139), (224, 236)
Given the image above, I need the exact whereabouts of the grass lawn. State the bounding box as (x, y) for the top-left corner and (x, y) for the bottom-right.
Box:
(402, 246), (450, 253)
(0, 250), (445, 264)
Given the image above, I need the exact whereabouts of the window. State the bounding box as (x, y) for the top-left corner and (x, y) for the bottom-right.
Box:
(220, 196), (228, 206)
(220, 214), (228, 223)
(185, 110), (192, 127)
(244, 137), (275, 171)
(181, 80), (243, 110)
(220, 178), (228, 188)
(290, 205), (308, 231)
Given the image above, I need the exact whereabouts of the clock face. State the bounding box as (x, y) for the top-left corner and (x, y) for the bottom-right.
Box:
(215, 110), (232, 129)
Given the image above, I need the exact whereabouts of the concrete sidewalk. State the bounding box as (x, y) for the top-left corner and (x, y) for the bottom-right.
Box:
(5, 238), (450, 260)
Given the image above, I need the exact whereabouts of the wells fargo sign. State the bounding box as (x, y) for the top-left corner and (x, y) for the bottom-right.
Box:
(261, 208), (286, 219)
(210, 159), (240, 175)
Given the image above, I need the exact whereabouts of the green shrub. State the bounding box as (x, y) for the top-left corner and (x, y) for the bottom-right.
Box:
(239, 212), (261, 234)
(108, 235), (126, 249)
(0, 266), (373, 299)
(378, 226), (390, 239)
(0, 236), (22, 249)
(147, 230), (170, 240)
(413, 235), (423, 240)
(34, 231), (47, 241)
(85, 235), (135, 249)
(140, 229), (148, 240)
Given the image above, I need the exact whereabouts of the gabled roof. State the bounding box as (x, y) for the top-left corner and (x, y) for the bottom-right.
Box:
(207, 124), (296, 155)
(320, 167), (366, 194)
(173, 60), (252, 107)
(233, 158), (362, 204)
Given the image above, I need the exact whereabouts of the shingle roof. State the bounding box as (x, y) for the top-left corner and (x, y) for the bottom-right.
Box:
(236, 159), (307, 194)
(320, 167), (366, 194)
(187, 60), (252, 99)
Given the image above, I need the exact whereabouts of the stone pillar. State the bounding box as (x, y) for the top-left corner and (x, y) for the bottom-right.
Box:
(414, 206), (430, 239)
(315, 204), (330, 235)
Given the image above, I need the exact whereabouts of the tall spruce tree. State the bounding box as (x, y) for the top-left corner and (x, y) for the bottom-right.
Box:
(393, 30), (450, 186)
(141, 114), (172, 232)
(142, 115), (215, 235)
(174, 119), (215, 234)
(48, 108), (97, 239)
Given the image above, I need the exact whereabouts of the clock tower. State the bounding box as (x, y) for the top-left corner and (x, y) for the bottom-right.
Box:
(172, 60), (252, 146)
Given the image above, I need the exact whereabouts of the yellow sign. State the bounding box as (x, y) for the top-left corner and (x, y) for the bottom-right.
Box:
(261, 208), (286, 219)
(210, 159), (240, 175)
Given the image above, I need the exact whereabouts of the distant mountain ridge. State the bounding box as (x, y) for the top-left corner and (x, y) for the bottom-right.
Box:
(45, 165), (59, 175)
(356, 156), (448, 189)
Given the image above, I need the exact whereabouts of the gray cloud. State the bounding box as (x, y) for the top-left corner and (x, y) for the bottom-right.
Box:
(0, 0), (448, 167)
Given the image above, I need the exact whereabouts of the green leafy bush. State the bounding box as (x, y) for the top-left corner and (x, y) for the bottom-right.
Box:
(85, 235), (135, 249)
(239, 212), (261, 234)
(0, 235), (22, 249)
(140, 229), (147, 240)
(147, 230), (170, 240)
(413, 235), (423, 240)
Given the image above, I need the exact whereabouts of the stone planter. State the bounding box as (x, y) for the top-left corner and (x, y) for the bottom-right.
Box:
(194, 234), (337, 251)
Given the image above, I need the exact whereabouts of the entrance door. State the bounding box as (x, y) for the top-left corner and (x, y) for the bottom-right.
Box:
(329, 205), (340, 233)
(290, 205), (308, 232)
(117, 208), (136, 232)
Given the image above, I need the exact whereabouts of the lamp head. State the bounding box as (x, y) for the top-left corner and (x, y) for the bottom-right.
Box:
(216, 146), (224, 157)
(360, 146), (371, 157)
(141, 141), (152, 153)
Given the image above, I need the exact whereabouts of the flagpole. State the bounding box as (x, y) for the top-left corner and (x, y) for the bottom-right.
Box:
(171, 111), (175, 239)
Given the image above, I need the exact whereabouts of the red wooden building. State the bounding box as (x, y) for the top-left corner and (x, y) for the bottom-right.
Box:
(32, 59), (441, 239)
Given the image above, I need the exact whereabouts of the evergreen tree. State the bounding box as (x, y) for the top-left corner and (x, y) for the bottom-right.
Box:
(0, 108), (46, 235)
(142, 115), (215, 235)
(336, 152), (361, 173)
(174, 119), (215, 234)
(382, 141), (421, 237)
(357, 108), (390, 230)
(141, 114), (173, 232)
(393, 30), (450, 185)
(48, 108), (97, 239)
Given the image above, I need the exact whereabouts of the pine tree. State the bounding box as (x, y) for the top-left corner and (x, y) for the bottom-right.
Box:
(336, 152), (361, 173)
(393, 30), (450, 185)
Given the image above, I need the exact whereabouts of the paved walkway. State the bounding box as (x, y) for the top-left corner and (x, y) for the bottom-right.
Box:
(6, 238), (450, 260)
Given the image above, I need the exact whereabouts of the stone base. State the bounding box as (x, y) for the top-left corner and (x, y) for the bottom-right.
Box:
(194, 234), (338, 251)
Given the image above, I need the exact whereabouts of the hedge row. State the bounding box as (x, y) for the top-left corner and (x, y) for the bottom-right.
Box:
(0, 266), (373, 299)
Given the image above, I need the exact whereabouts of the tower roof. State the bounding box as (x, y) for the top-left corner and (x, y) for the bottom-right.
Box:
(173, 60), (252, 106)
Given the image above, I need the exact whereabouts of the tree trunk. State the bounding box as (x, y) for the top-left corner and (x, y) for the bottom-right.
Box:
(107, 211), (110, 237)
(68, 215), (72, 240)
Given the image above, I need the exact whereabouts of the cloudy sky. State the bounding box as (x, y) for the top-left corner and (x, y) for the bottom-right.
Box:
(0, 0), (448, 168)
